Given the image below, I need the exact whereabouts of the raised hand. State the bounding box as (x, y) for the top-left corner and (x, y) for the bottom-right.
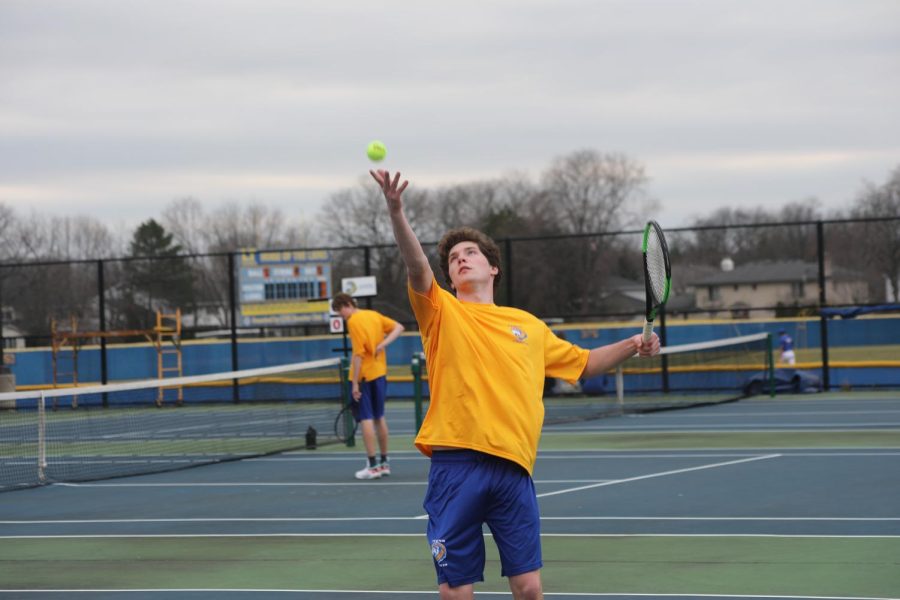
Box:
(370, 170), (409, 213)
(371, 169), (432, 292)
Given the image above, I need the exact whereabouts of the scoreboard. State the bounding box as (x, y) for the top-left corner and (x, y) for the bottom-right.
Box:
(238, 249), (332, 326)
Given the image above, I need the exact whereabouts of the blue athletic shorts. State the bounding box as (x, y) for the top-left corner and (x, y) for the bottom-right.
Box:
(424, 450), (542, 587)
(355, 376), (387, 421)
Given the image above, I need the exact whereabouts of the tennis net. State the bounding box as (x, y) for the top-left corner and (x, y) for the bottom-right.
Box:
(543, 332), (774, 423)
(0, 357), (345, 491)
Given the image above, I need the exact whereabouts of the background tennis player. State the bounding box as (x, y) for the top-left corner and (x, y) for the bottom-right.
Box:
(331, 292), (405, 480)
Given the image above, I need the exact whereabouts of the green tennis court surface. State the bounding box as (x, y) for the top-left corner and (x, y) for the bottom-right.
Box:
(2, 536), (897, 596)
(1, 392), (898, 599)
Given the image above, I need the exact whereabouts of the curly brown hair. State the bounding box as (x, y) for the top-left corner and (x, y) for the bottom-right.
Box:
(437, 227), (502, 290)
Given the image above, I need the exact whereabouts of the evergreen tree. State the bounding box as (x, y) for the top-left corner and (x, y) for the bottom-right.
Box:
(117, 219), (194, 329)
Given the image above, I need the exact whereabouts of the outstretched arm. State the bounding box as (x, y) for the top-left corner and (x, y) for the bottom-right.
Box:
(370, 170), (432, 294)
(582, 332), (660, 379)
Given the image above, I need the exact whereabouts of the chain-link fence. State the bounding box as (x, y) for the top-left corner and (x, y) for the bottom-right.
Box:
(2, 217), (898, 390)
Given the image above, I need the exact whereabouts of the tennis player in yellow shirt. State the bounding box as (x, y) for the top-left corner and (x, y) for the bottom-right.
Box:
(331, 292), (405, 479)
(371, 169), (660, 600)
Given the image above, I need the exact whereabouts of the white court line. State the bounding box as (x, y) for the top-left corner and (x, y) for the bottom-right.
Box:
(254, 450), (900, 462)
(100, 421), (304, 440)
(536, 452), (900, 458)
(0, 517), (422, 523)
(536, 454), (781, 499)
(755, 452), (900, 457)
(0, 592), (896, 599)
(409, 454), (780, 519)
(1, 533), (897, 539)
(545, 424), (900, 430)
(541, 516), (900, 521)
(541, 533), (900, 538)
(255, 454), (425, 461)
(55, 481), (430, 487)
(632, 410), (900, 417)
(50, 478), (611, 488)
(3, 516), (897, 524)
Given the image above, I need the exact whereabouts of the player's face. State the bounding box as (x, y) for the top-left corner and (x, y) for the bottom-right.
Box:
(448, 241), (498, 290)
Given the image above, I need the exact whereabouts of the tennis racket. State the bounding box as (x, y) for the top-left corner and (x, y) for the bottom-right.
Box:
(641, 220), (672, 342)
(333, 402), (359, 443)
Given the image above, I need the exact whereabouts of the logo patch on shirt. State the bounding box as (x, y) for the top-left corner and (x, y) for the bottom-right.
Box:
(510, 325), (528, 343)
(431, 539), (447, 565)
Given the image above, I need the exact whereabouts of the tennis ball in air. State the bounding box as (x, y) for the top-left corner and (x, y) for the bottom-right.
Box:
(366, 140), (387, 162)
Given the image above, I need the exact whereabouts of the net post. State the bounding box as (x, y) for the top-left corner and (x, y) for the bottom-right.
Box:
(339, 356), (354, 447)
(412, 353), (424, 431)
(38, 392), (47, 483)
(97, 259), (109, 407)
(0, 269), (4, 367)
(766, 333), (776, 397)
(615, 365), (624, 412)
(816, 220), (831, 391)
(228, 252), (240, 403)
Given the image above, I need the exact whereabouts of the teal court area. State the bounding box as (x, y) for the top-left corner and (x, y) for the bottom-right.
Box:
(1, 392), (899, 599)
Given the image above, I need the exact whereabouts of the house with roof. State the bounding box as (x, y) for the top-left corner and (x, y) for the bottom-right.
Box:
(691, 258), (869, 318)
(595, 275), (698, 319)
(1, 305), (24, 350)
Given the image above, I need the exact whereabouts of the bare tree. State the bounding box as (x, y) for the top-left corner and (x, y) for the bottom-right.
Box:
(162, 198), (317, 253)
(0, 202), (18, 260)
(314, 157), (656, 317)
(540, 151), (653, 234)
(537, 150), (654, 314)
(161, 197), (207, 254)
(850, 166), (900, 301)
(158, 199), (319, 327)
(49, 215), (122, 259)
(316, 176), (437, 320)
(685, 199), (822, 267)
(771, 199), (822, 261)
(0, 212), (119, 335)
(156, 198), (226, 326)
(197, 202), (312, 252)
(317, 176), (416, 247)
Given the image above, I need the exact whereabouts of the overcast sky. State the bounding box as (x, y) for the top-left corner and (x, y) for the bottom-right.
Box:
(2, 0), (898, 233)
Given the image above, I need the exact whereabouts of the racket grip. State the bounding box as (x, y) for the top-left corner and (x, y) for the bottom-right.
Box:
(642, 320), (654, 343)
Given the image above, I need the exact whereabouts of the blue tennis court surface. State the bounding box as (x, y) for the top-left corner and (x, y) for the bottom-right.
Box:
(1, 393), (898, 598)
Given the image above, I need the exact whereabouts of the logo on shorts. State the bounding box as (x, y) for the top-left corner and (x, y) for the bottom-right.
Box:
(431, 539), (447, 565)
(510, 325), (527, 343)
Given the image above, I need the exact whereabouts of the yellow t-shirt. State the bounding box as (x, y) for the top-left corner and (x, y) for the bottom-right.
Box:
(346, 309), (399, 382)
(409, 278), (589, 474)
